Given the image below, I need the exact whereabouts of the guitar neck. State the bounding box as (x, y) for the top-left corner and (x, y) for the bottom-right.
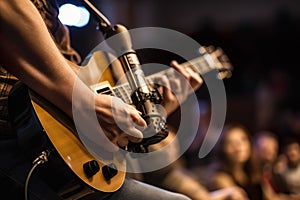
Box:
(147, 53), (215, 80)
(111, 52), (215, 104)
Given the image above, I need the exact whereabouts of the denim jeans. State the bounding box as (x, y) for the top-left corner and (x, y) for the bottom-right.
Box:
(81, 178), (191, 200)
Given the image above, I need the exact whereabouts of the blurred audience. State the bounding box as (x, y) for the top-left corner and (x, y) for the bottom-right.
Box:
(276, 138), (300, 200)
(206, 123), (262, 200)
(129, 129), (251, 200)
(252, 131), (290, 199)
(204, 123), (300, 200)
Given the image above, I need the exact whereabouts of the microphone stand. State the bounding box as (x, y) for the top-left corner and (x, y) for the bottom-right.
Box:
(83, 0), (168, 153)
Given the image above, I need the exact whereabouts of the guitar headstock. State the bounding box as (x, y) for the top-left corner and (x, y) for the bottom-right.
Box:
(200, 45), (233, 80)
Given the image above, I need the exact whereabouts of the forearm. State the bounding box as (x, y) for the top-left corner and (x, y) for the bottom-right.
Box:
(0, 0), (83, 117)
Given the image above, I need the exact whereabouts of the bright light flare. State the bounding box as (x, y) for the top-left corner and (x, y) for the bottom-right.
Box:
(58, 4), (90, 27)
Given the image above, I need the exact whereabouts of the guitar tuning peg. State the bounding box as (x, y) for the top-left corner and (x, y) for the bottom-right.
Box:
(217, 71), (232, 80)
(214, 48), (224, 57)
(226, 64), (234, 72)
(207, 45), (216, 53)
(220, 54), (229, 62)
(226, 71), (232, 78)
(199, 46), (207, 54)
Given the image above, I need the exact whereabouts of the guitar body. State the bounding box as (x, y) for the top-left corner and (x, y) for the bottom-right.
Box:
(30, 99), (125, 193)
(9, 51), (126, 192)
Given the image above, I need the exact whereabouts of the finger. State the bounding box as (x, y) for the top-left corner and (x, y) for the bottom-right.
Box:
(170, 60), (189, 79)
(185, 67), (203, 87)
(104, 128), (118, 142)
(170, 61), (193, 95)
(117, 136), (129, 148)
(160, 75), (174, 99)
(183, 68), (200, 94)
(129, 106), (147, 128)
(127, 128), (143, 143)
(99, 129), (119, 151)
(117, 129), (143, 148)
(120, 127), (143, 143)
(129, 104), (142, 115)
(169, 78), (181, 94)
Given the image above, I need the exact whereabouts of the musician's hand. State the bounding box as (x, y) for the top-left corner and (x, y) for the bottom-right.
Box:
(95, 95), (147, 148)
(170, 60), (203, 92)
(160, 60), (203, 115)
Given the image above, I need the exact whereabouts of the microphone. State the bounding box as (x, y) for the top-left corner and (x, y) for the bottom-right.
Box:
(82, 0), (168, 153)
(104, 25), (169, 153)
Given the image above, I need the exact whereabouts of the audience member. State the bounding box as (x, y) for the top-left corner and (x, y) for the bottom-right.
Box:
(252, 131), (289, 199)
(206, 123), (262, 200)
(278, 138), (300, 199)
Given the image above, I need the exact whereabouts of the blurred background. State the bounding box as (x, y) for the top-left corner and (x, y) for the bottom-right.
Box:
(57, 0), (300, 150)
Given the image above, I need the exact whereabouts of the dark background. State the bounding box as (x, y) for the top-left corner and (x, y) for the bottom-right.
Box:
(58, 0), (300, 146)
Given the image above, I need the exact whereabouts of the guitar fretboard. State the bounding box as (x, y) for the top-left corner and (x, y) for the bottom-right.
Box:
(112, 52), (216, 104)
(113, 84), (132, 104)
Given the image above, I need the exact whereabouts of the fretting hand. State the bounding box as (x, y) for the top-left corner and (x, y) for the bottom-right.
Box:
(159, 60), (203, 115)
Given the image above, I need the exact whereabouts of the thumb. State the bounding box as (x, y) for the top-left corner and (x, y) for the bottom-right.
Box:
(129, 106), (147, 128)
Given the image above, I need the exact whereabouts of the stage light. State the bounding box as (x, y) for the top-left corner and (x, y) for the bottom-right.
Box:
(58, 3), (90, 27)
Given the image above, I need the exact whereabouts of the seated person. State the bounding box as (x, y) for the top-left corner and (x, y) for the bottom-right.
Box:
(206, 123), (262, 200)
